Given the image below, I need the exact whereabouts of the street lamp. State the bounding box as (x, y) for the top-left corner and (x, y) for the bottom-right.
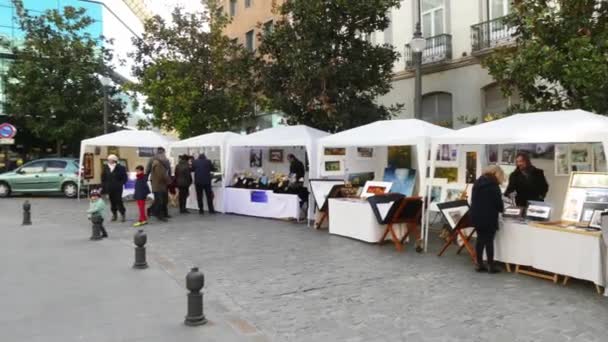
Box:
(99, 76), (112, 134)
(410, 0), (425, 120)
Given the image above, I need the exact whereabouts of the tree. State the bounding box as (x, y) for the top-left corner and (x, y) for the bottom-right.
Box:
(483, 0), (608, 114)
(2, 1), (128, 156)
(258, 0), (402, 132)
(131, 1), (258, 138)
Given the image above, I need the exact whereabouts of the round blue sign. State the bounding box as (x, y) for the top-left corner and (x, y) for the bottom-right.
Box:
(0, 123), (17, 139)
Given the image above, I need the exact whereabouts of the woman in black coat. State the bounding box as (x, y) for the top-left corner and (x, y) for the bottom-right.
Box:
(101, 155), (128, 222)
(470, 165), (505, 273)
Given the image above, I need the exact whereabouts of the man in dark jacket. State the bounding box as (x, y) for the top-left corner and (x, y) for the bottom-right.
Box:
(146, 147), (172, 219)
(101, 154), (128, 222)
(192, 153), (215, 214)
(504, 152), (549, 207)
(287, 154), (305, 180)
(471, 165), (505, 273)
(174, 155), (193, 214)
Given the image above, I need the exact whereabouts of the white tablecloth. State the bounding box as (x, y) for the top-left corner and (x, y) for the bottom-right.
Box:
(223, 188), (300, 219)
(186, 185), (225, 213)
(328, 198), (406, 243)
(495, 221), (606, 287)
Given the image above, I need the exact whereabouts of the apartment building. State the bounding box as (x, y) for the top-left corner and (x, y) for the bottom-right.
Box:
(220, 0), (283, 51)
(377, 0), (518, 128)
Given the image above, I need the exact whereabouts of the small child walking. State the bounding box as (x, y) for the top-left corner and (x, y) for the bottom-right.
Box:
(134, 165), (151, 227)
(87, 189), (108, 238)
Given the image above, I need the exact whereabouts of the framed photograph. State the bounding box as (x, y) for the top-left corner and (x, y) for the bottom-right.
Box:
(570, 172), (608, 189)
(383, 167), (417, 196)
(589, 210), (606, 229)
(83, 153), (94, 179)
(487, 145), (498, 163)
(347, 172), (375, 187)
(250, 149), (262, 167)
(324, 147), (346, 156)
(500, 145), (516, 164)
(570, 144), (592, 164)
(555, 144), (570, 176)
(593, 143), (606, 172)
(138, 147), (155, 158)
(525, 201), (552, 221)
(94, 146), (101, 155)
(465, 151), (477, 184)
(532, 144), (554, 160)
(434, 167), (458, 183)
(361, 181), (392, 199)
(269, 149), (283, 163)
(504, 207), (523, 218)
(437, 200), (470, 229)
(322, 159), (345, 176)
(356, 147), (373, 159)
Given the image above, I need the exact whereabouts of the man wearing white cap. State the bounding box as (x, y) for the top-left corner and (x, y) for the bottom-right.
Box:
(101, 154), (128, 222)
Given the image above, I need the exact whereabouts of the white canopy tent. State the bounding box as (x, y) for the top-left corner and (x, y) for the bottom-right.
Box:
(78, 130), (175, 199)
(318, 119), (453, 242)
(226, 125), (330, 220)
(426, 109), (608, 250)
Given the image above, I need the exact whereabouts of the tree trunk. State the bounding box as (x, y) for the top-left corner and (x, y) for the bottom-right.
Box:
(56, 140), (62, 157)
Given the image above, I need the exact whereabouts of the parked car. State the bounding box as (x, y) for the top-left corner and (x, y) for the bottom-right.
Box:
(0, 158), (82, 198)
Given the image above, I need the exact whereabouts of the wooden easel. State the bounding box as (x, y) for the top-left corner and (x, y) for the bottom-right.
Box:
(437, 212), (477, 264)
(315, 211), (328, 230)
(378, 197), (423, 252)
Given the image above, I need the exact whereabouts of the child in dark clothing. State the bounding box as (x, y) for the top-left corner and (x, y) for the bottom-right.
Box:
(133, 165), (151, 227)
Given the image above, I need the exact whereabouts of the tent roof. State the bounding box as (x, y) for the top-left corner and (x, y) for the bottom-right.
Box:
(319, 119), (453, 147)
(433, 110), (608, 145)
(170, 132), (241, 149)
(81, 130), (176, 148)
(230, 125), (330, 147)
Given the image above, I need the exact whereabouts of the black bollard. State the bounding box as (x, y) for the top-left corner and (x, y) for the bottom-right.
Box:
(133, 229), (148, 269)
(90, 215), (103, 240)
(184, 267), (207, 326)
(22, 201), (32, 226)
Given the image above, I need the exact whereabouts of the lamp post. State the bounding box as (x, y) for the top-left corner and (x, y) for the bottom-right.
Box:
(99, 76), (111, 134)
(410, 0), (426, 120)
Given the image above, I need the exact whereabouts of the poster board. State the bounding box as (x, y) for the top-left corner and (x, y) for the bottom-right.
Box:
(437, 200), (470, 229)
(561, 172), (608, 224)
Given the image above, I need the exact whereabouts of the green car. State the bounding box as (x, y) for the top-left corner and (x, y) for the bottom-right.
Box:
(0, 158), (82, 198)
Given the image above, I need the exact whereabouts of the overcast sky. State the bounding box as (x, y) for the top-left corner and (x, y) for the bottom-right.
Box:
(144, 0), (205, 22)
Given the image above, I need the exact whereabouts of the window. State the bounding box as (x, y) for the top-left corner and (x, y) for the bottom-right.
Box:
(46, 160), (67, 173)
(20, 161), (45, 174)
(263, 20), (273, 35)
(422, 92), (453, 127)
(245, 0), (252, 8)
(421, 0), (445, 38)
(483, 83), (520, 114)
(245, 30), (255, 51)
(490, 0), (510, 19)
(230, 0), (237, 16)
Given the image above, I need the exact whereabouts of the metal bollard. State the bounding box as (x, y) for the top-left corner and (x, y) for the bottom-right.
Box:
(22, 201), (32, 226)
(184, 267), (207, 326)
(90, 215), (103, 240)
(133, 229), (148, 269)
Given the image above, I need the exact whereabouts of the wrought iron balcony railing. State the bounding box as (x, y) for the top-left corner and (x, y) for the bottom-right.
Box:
(471, 16), (516, 52)
(405, 34), (452, 69)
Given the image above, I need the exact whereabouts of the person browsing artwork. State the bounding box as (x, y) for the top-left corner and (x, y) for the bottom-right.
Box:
(504, 152), (549, 207)
(287, 154), (305, 180)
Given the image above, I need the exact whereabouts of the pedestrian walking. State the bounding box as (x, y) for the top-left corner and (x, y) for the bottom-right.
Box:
(87, 189), (108, 238)
(149, 153), (172, 222)
(146, 147), (172, 220)
(192, 153), (215, 215)
(133, 165), (150, 227)
(175, 155), (193, 213)
(101, 154), (127, 222)
(470, 165), (505, 273)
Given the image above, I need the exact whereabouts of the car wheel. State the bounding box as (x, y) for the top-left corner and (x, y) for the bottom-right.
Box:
(0, 182), (11, 198)
(62, 182), (78, 198)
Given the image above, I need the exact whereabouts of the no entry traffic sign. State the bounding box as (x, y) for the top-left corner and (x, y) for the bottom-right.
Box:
(0, 123), (17, 139)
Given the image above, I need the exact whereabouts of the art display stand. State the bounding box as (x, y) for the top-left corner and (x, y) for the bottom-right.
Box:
(436, 201), (477, 264)
(309, 181), (346, 229)
(368, 194), (423, 252)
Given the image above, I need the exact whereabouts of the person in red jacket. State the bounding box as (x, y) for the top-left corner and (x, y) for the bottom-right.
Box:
(133, 165), (150, 227)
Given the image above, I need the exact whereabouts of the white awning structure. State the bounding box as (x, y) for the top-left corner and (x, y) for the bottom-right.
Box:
(78, 130), (176, 198)
(425, 109), (608, 251)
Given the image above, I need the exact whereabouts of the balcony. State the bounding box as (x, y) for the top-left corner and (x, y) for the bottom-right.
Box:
(405, 34), (452, 69)
(471, 16), (516, 53)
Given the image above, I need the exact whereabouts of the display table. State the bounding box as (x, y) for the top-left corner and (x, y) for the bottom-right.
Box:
(223, 187), (300, 219)
(494, 220), (606, 290)
(328, 198), (407, 243)
(186, 185), (225, 213)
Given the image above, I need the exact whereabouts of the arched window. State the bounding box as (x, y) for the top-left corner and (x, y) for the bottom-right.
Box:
(482, 83), (519, 115)
(422, 92), (453, 128)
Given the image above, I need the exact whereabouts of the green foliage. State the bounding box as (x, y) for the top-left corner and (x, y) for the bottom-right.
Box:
(131, 0), (258, 138)
(258, 0), (403, 132)
(1, 0), (128, 156)
(483, 0), (608, 114)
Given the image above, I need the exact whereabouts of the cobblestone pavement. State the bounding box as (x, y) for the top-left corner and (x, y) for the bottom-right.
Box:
(1, 197), (607, 341)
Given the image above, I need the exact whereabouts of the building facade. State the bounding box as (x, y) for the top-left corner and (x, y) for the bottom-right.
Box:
(377, 0), (518, 128)
(0, 0), (150, 125)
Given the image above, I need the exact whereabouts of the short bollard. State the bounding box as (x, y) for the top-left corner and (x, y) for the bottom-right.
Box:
(90, 215), (103, 240)
(22, 201), (32, 226)
(184, 267), (207, 326)
(133, 229), (148, 269)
